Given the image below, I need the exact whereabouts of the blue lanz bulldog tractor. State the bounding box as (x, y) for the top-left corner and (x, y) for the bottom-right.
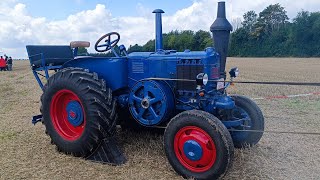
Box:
(26, 2), (264, 179)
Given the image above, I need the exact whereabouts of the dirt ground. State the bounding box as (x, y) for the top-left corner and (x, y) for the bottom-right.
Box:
(0, 58), (319, 180)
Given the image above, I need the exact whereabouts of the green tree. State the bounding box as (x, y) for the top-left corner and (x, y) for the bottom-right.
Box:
(128, 44), (143, 53)
(143, 40), (155, 52)
(177, 30), (194, 51)
(289, 11), (320, 56)
(255, 4), (289, 36)
(193, 30), (212, 50)
(77, 47), (88, 56)
(242, 11), (258, 33)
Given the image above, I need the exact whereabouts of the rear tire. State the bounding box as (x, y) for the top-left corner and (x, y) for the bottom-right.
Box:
(41, 68), (118, 157)
(164, 110), (234, 180)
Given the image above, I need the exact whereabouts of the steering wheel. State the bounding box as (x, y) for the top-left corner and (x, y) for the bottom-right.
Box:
(95, 32), (120, 53)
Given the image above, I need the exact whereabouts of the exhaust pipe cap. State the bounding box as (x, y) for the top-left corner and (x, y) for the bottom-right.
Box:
(153, 9), (165, 14)
(210, 2), (233, 32)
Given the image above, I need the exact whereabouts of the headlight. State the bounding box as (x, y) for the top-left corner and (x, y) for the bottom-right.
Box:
(229, 67), (239, 78)
(196, 73), (209, 86)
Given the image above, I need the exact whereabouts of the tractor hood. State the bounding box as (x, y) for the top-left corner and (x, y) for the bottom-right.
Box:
(128, 48), (218, 60)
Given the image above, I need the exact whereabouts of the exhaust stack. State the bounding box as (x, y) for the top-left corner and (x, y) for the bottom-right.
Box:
(210, 2), (233, 79)
(153, 9), (165, 52)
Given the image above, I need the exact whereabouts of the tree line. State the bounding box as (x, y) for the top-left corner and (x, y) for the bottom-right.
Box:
(127, 30), (213, 53)
(229, 4), (320, 57)
(85, 4), (320, 57)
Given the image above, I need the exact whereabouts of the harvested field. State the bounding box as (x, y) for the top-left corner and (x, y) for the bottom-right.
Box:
(0, 58), (319, 179)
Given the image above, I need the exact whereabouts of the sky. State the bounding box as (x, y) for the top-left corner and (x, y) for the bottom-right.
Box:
(0, 0), (319, 58)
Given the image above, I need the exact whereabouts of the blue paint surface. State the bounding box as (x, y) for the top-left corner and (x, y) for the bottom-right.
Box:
(66, 101), (84, 127)
(183, 140), (203, 161)
(63, 57), (128, 91)
(128, 80), (174, 126)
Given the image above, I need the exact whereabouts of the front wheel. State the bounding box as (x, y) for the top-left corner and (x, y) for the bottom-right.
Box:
(230, 95), (264, 148)
(164, 110), (234, 180)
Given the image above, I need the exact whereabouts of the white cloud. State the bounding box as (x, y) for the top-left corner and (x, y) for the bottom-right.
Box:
(0, 0), (319, 58)
(0, 3), (117, 58)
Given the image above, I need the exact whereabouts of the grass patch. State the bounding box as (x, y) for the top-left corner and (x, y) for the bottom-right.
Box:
(8, 74), (17, 78)
(284, 99), (320, 111)
(0, 99), (14, 114)
(17, 76), (25, 80)
(0, 85), (14, 94)
(0, 132), (18, 142)
(17, 89), (29, 96)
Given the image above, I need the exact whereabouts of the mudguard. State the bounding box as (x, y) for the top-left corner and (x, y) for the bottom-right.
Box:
(63, 57), (128, 91)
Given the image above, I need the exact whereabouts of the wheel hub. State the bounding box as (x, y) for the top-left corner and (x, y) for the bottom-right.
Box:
(174, 126), (217, 173)
(183, 140), (203, 161)
(141, 98), (150, 109)
(50, 89), (86, 141)
(69, 111), (77, 119)
(66, 101), (84, 127)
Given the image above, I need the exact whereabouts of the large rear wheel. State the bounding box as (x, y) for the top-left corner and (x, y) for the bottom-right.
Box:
(164, 110), (234, 180)
(41, 68), (118, 157)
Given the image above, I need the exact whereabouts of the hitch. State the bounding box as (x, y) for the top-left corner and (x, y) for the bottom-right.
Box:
(32, 115), (43, 125)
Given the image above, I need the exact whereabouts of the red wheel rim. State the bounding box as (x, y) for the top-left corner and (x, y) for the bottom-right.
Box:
(50, 89), (86, 141)
(174, 126), (217, 173)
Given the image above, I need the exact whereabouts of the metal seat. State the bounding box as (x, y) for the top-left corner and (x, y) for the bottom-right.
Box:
(26, 45), (74, 67)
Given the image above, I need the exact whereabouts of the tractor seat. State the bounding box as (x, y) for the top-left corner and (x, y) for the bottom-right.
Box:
(70, 41), (90, 48)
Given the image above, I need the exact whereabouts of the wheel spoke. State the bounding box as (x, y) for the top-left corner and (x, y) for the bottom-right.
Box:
(132, 95), (143, 103)
(149, 107), (158, 118)
(104, 38), (111, 44)
(138, 108), (146, 118)
(149, 97), (161, 105)
(143, 86), (149, 97)
(97, 44), (109, 48)
(110, 39), (118, 45)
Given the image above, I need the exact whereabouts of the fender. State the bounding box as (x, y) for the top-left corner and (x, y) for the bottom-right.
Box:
(62, 57), (128, 91)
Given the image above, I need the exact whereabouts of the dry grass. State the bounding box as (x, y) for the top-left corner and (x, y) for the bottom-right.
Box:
(0, 59), (319, 180)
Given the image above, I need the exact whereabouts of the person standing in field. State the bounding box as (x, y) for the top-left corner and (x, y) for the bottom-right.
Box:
(4, 55), (8, 70)
(0, 56), (6, 71)
(7, 57), (13, 71)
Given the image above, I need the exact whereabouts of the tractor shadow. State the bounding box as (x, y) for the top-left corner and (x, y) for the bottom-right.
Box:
(115, 127), (168, 163)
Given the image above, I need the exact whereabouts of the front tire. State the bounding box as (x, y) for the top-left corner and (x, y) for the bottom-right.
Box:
(230, 95), (264, 148)
(164, 110), (234, 180)
(41, 68), (118, 157)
